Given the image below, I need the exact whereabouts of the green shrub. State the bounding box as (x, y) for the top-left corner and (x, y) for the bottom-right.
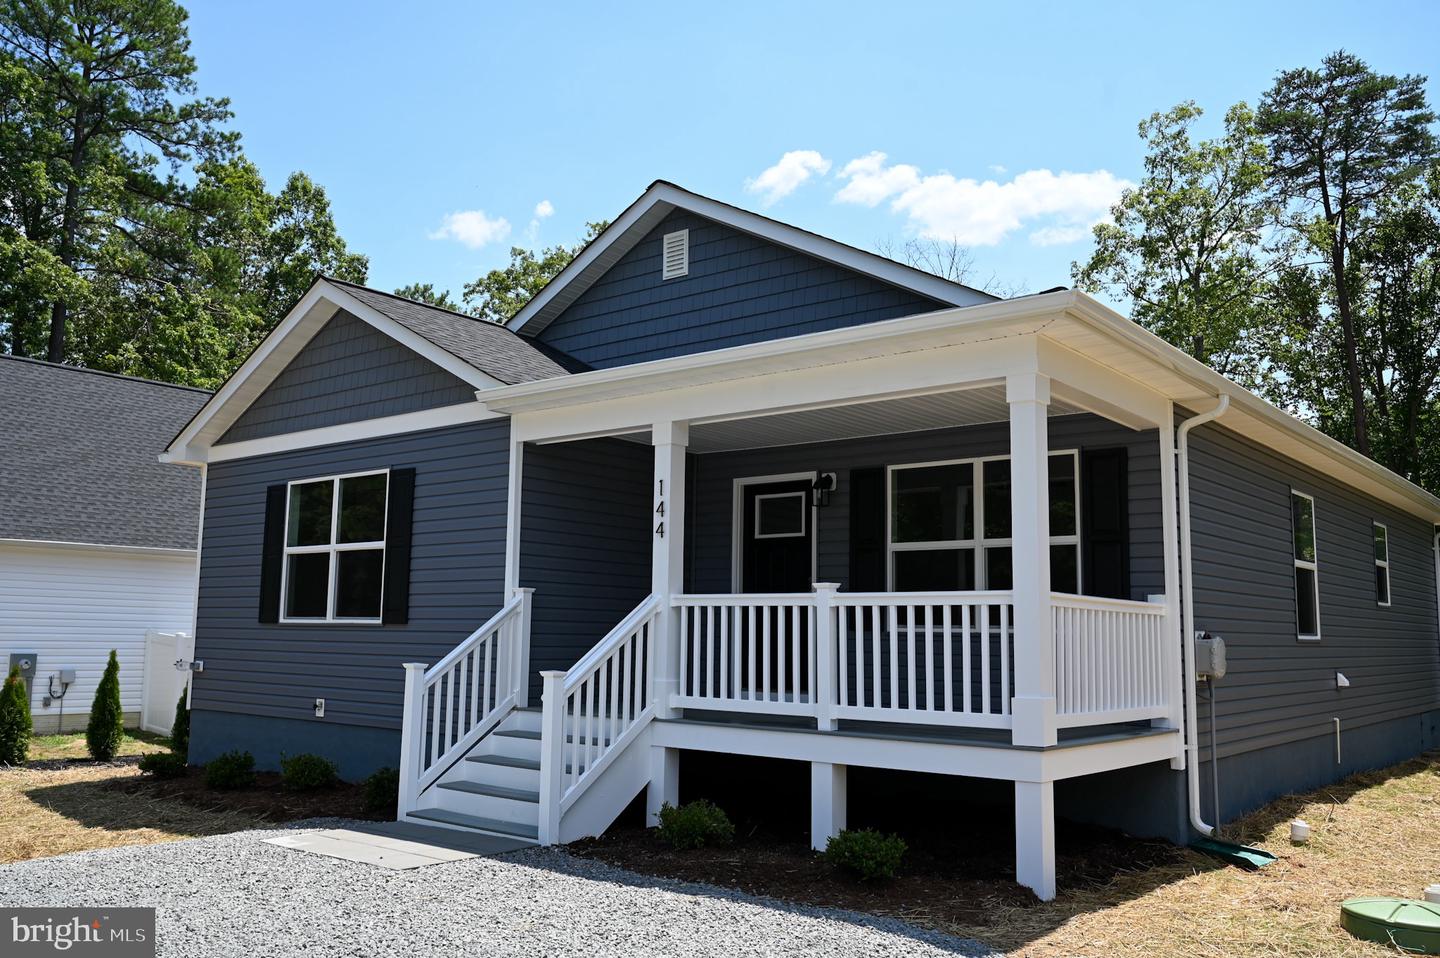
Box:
(0, 665), (32, 765)
(86, 650), (124, 761)
(824, 829), (907, 882)
(363, 767), (400, 813)
(170, 690), (190, 759)
(280, 753), (339, 791)
(655, 799), (735, 850)
(138, 751), (187, 779)
(203, 750), (255, 790)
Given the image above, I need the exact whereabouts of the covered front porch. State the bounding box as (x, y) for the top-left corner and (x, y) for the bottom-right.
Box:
(487, 304), (1188, 899)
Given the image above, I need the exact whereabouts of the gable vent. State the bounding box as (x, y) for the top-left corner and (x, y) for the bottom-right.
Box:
(661, 229), (689, 279)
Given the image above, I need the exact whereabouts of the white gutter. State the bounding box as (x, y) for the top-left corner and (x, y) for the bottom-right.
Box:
(1177, 394), (1229, 837)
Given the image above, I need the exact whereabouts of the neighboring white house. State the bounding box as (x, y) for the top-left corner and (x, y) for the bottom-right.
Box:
(0, 356), (208, 734)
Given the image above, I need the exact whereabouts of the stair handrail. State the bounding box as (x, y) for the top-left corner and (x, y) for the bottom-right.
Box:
(538, 593), (662, 843)
(399, 588), (533, 812)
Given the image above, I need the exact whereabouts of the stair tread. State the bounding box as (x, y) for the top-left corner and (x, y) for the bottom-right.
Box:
(496, 728), (612, 745)
(408, 807), (538, 840)
(436, 780), (539, 803)
(466, 753), (540, 770)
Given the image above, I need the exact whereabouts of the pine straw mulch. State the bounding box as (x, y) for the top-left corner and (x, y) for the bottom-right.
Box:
(571, 753), (1440, 958)
(0, 762), (264, 865)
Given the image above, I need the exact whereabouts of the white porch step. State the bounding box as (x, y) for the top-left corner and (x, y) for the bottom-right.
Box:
(433, 780), (540, 825)
(463, 753), (542, 789)
(408, 807), (539, 842)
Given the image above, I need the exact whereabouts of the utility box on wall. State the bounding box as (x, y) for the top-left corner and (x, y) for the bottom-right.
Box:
(1195, 632), (1226, 680)
(8, 652), (37, 690)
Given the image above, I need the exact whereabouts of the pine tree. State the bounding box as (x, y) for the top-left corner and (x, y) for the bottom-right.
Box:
(171, 688), (190, 759)
(86, 650), (124, 760)
(0, 665), (32, 765)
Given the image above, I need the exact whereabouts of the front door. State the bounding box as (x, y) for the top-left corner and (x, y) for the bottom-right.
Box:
(740, 479), (814, 593)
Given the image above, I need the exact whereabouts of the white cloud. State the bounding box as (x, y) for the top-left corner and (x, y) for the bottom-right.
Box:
(745, 150), (832, 206)
(834, 153), (1130, 247)
(988, 164), (1008, 175)
(534, 199), (554, 218)
(429, 210), (512, 249)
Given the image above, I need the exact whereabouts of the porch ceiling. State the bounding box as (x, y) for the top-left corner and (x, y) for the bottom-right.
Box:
(665, 385), (1085, 453)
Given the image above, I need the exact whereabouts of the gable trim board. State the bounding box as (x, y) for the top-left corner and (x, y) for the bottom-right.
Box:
(208, 401), (505, 464)
(165, 280), (507, 464)
(504, 181), (995, 339)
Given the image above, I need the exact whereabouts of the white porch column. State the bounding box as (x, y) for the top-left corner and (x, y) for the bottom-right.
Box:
(650, 420), (688, 719)
(648, 421), (688, 817)
(1007, 373), (1056, 747)
(1015, 779), (1057, 901)
(646, 745), (679, 826)
(809, 762), (847, 851)
(504, 433), (524, 594)
(1156, 401), (1186, 761)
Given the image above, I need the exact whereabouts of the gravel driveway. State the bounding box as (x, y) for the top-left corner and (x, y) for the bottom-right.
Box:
(0, 822), (998, 957)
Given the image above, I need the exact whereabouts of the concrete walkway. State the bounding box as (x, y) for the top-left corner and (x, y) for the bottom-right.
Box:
(264, 820), (530, 869)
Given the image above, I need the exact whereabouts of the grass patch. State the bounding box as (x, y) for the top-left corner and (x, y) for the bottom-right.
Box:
(0, 764), (264, 865)
(28, 728), (171, 763)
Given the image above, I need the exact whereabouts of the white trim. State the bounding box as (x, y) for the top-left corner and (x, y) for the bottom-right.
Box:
(1291, 489), (1321, 642)
(1373, 521), (1391, 607)
(752, 491), (807, 539)
(730, 472), (818, 592)
(885, 451), (1079, 593)
(279, 468), (389, 625)
(194, 402), (502, 464)
(486, 288), (1440, 524)
(0, 537), (196, 557)
(164, 279), (504, 463)
(506, 181), (992, 336)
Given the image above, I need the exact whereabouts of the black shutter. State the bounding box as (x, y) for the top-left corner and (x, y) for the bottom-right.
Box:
(383, 467), (416, 625)
(258, 484), (286, 623)
(849, 467), (887, 592)
(1081, 448), (1129, 599)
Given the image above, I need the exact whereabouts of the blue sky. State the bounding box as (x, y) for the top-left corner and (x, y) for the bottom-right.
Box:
(186, 0), (1439, 305)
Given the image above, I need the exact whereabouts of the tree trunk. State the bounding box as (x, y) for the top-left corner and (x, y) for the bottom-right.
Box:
(48, 73), (90, 364)
(1329, 237), (1370, 457)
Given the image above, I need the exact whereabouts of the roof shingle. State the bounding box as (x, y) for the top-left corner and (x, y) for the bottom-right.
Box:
(0, 357), (210, 550)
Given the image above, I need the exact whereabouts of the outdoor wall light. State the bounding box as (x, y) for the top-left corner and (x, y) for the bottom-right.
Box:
(811, 472), (836, 508)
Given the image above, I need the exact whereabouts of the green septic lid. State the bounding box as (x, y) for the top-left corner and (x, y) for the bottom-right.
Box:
(1341, 898), (1440, 953)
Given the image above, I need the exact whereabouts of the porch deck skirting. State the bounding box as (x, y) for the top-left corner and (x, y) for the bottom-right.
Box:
(671, 588), (1173, 733)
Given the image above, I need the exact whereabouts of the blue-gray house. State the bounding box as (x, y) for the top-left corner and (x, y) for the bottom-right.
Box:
(164, 181), (1440, 900)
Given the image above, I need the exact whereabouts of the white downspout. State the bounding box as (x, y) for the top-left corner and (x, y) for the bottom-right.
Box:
(1177, 394), (1229, 837)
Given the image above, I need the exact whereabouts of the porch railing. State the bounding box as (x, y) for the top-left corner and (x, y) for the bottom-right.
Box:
(667, 587), (1172, 735)
(539, 594), (661, 842)
(1052, 593), (1170, 727)
(398, 588), (532, 809)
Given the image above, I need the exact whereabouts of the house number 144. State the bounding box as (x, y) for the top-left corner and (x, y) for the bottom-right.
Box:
(655, 479), (665, 538)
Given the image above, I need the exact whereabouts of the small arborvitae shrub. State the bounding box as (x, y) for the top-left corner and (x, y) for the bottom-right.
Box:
(363, 767), (400, 814)
(204, 750), (255, 790)
(824, 828), (908, 882)
(655, 799), (735, 850)
(86, 650), (125, 761)
(170, 690), (190, 759)
(0, 665), (32, 765)
(138, 751), (187, 779)
(280, 753), (339, 791)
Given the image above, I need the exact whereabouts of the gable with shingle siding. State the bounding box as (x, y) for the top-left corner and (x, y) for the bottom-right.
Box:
(535, 209), (950, 369)
(219, 310), (478, 444)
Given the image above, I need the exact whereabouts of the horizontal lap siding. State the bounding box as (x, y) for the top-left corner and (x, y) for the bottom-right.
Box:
(519, 438), (653, 695)
(0, 544), (196, 718)
(1188, 421), (1440, 758)
(194, 420), (511, 730)
(220, 310), (475, 443)
(537, 210), (947, 369)
(687, 414), (1161, 598)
